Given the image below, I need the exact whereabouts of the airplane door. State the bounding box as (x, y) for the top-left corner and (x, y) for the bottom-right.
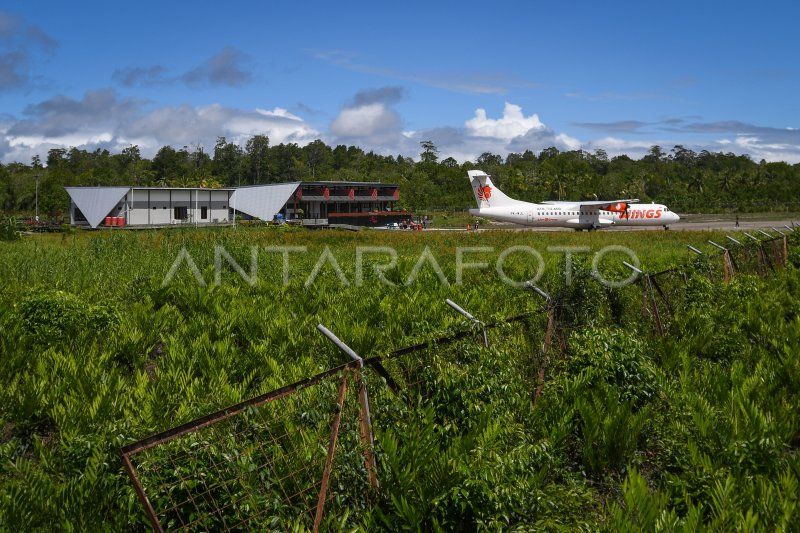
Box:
(579, 207), (594, 228)
(527, 212), (534, 224)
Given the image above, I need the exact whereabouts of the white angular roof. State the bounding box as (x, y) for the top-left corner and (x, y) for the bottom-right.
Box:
(65, 186), (130, 228)
(230, 183), (300, 221)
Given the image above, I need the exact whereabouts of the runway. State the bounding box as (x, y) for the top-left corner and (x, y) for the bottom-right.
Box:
(432, 214), (799, 233)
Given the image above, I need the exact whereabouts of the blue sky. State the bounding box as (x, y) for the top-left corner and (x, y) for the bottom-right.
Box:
(1, 0), (798, 163)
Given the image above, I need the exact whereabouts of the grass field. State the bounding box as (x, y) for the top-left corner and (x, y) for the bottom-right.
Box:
(1, 227), (799, 530)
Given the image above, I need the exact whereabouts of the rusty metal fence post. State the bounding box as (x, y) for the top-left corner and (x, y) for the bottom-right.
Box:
(524, 284), (554, 403)
(120, 452), (164, 532)
(313, 373), (349, 532)
(708, 240), (736, 281)
(783, 235), (789, 267)
(624, 261), (665, 337)
(772, 229), (789, 267)
(317, 325), (379, 491)
(763, 229), (788, 268)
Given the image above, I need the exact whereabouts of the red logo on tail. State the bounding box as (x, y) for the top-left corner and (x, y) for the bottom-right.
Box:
(477, 185), (492, 200)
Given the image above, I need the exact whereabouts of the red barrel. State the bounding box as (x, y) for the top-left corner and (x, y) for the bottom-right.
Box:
(117, 217), (125, 227)
(105, 216), (112, 226)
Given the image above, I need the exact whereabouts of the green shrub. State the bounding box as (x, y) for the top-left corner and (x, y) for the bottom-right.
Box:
(608, 469), (701, 531)
(1, 216), (20, 241)
(16, 290), (118, 341)
(576, 385), (652, 475)
(565, 327), (659, 406)
(551, 256), (608, 327)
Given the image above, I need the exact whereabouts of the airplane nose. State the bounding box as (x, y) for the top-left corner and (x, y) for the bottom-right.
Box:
(673, 212), (680, 222)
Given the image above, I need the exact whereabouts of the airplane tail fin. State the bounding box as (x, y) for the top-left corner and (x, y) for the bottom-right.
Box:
(467, 170), (517, 209)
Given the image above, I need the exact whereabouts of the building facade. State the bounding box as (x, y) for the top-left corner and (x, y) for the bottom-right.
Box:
(66, 186), (233, 228)
(231, 181), (406, 226)
(66, 181), (405, 229)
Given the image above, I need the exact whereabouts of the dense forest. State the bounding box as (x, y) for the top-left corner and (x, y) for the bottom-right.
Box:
(2, 136), (799, 218)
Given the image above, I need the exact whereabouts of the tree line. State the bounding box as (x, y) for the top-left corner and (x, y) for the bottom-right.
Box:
(1, 136), (799, 218)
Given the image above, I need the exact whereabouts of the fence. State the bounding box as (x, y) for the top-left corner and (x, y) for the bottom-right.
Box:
(121, 362), (368, 531)
(122, 228), (797, 531)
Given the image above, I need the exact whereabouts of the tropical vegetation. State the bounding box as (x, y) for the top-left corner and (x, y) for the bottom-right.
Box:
(1, 228), (799, 529)
(2, 139), (800, 220)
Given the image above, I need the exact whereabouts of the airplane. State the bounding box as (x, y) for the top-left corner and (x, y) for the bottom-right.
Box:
(467, 170), (680, 230)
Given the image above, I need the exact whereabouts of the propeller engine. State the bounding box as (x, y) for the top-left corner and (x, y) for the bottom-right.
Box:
(607, 202), (631, 220)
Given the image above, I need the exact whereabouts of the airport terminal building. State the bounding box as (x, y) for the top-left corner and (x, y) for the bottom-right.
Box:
(66, 181), (405, 229)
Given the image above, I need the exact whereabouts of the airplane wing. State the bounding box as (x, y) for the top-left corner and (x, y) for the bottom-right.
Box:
(540, 199), (639, 209)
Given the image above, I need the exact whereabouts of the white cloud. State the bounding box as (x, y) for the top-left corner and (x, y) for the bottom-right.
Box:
(554, 133), (582, 151)
(329, 87), (406, 148)
(583, 136), (660, 157)
(2, 88), (799, 165)
(465, 102), (545, 140)
(256, 107), (304, 121)
(0, 90), (321, 162)
(327, 99), (585, 161)
(8, 131), (113, 148)
(331, 103), (399, 138)
(434, 103), (580, 160)
(730, 136), (800, 163)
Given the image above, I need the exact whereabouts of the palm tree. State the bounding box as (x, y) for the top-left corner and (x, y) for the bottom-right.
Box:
(719, 173), (732, 192)
(688, 174), (704, 194)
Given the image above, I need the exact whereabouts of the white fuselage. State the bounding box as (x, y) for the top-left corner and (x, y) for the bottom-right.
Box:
(470, 202), (680, 230)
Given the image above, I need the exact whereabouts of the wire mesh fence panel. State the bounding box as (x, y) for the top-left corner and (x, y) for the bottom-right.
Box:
(651, 268), (685, 306)
(366, 313), (542, 431)
(541, 293), (637, 344)
(692, 252), (724, 282)
(764, 237), (787, 268)
(124, 370), (370, 531)
(644, 267), (688, 332)
(728, 244), (761, 276)
(373, 331), (479, 406)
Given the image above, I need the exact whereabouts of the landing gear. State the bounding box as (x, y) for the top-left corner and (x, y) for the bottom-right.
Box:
(663, 225), (670, 230)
